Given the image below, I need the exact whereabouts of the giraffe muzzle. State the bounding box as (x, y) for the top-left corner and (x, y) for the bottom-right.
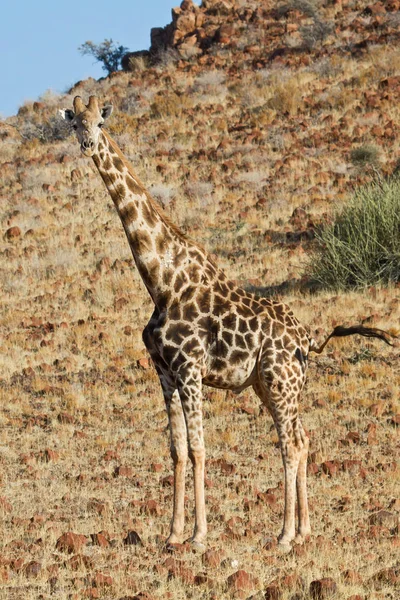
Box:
(81, 139), (95, 156)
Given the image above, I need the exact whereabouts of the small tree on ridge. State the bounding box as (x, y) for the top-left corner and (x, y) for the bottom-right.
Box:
(79, 39), (129, 74)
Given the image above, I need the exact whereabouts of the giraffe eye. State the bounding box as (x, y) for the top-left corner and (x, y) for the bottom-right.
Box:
(98, 122), (104, 128)
(72, 124), (78, 131)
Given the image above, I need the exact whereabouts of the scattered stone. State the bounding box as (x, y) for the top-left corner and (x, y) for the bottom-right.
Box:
(0, 497), (12, 512)
(370, 565), (400, 588)
(124, 530), (142, 546)
(137, 357), (150, 369)
(368, 510), (398, 528)
(141, 499), (162, 516)
(343, 570), (363, 584)
(91, 532), (110, 548)
(24, 561), (41, 578)
(71, 168), (83, 182)
(93, 572), (113, 587)
(4, 227), (21, 240)
(309, 578), (337, 599)
(264, 583), (282, 599)
(114, 465), (135, 478)
(56, 532), (88, 554)
(68, 554), (94, 570)
(321, 461), (339, 477)
(202, 548), (224, 568)
(164, 557), (195, 585)
(226, 569), (258, 592)
(57, 412), (74, 424)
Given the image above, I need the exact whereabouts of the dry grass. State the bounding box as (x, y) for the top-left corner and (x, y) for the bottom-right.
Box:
(0, 1), (399, 597)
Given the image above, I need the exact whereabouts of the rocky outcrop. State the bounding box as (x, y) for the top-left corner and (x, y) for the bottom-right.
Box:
(148, 0), (241, 59)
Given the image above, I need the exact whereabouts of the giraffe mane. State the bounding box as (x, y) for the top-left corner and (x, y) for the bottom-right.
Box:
(102, 129), (218, 268)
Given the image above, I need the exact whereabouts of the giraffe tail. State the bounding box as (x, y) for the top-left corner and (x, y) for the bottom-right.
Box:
(309, 324), (395, 355)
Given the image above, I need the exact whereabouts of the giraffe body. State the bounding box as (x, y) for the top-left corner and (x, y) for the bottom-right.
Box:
(60, 96), (392, 550)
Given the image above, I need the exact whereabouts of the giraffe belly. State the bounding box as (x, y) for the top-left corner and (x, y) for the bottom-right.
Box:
(203, 357), (257, 392)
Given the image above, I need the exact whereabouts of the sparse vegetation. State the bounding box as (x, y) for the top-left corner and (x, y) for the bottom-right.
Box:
(350, 144), (381, 170)
(310, 177), (400, 289)
(0, 1), (399, 598)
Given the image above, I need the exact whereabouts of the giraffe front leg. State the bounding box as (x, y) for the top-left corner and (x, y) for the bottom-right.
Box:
(294, 421), (311, 544)
(165, 389), (188, 545)
(177, 367), (207, 550)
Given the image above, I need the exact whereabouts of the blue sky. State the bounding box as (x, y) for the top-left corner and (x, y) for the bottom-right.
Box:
(0, 0), (200, 117)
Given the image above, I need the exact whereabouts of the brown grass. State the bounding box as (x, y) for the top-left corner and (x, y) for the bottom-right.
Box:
(0, 1), (399, 597)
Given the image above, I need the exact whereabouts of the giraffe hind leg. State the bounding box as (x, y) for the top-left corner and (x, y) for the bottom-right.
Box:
(254, 354), (310, 548)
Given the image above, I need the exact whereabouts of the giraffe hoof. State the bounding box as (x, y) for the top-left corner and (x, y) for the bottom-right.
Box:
(294, 533), (310, 545)
(192, 540), (206, 552)
(185, 538), (206, 552)
(277, 541), (292, 554)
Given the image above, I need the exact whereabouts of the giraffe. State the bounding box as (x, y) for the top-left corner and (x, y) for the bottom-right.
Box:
(59, 95), (394, 550)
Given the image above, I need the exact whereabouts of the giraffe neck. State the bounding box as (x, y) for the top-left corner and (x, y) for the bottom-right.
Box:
(92, 130), (215, 308)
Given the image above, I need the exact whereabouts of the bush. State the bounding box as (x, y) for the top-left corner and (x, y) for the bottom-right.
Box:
(350, 144), (381, 169)
(79, 39), (129, 74)
(309, 177), (400, 290)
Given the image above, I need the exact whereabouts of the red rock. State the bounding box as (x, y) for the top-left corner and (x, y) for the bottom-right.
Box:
(321, 461), (339, 477)
(57, 412), (74, 424)
(341, 459), (361, 474)
(164, 557), (195, 585)
(0, 497), (12, 512)
(5, 227), (21, 240)
(202, 548), (224, 568)
(114, 465), (134, 478)
(161, 475), (174, 487)
(368, 510), (398, 528)
(42, 183), (56, 193)
(56, 532), (88, 554)
(91, 532), (110, 548)
(370, 566), (400, 587)
(87, 499), (108, 515)
(308, 462), (320, 476)
(227, 569), (258, 592)
(11, 557), (24, 572)
(43, 448), (59, 462)
(71, 168), (83, 181)
(141, 499), (162, 516)
(83, 588), (100, 599)
(309, 578), (337, 599)
(345, 431), (360, 444)
(264, 584), (282, 599)
(364, 2), (386, 14)
(257, 491), (277, 506)
(137, 357), (150, 369)
(93, 572), (113, 587)
(68, 554), (94, 570)
(24, 561), (41, 578)
(124, 530), (142, 546)
(369, 401), (385, 416)
(218, 459), (236, 475)
(343, 570), (362, 584)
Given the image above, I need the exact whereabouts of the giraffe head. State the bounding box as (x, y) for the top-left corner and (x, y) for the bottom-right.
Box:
(59, 95), (113, 157)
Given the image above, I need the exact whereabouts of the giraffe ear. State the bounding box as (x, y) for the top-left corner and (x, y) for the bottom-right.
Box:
(59, 108), (75, 122)
(101, 104), (113, 120)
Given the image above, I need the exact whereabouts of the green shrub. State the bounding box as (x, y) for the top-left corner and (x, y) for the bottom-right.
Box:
(309, 177), (400, 290)
(350, 144), (381, 169)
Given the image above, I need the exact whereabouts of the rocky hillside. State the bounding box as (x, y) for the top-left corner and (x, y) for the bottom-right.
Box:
(0, 1), (399, 599)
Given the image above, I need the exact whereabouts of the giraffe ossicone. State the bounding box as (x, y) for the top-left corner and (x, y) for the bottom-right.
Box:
(60, 95), (394, 550)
